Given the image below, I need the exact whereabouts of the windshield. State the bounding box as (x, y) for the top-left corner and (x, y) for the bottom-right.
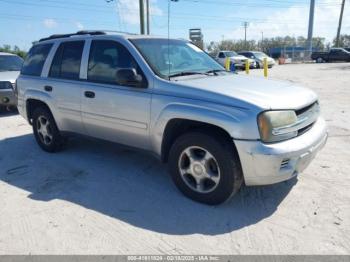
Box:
(224, 51), (238, 57)
(0, 55), (23, 72)
(252, 52), (268, 59)
(131, 39), (225, 79)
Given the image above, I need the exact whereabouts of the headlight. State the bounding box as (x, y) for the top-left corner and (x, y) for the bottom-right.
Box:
(258, 110), (298, 143)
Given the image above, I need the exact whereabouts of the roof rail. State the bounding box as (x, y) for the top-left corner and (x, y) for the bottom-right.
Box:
(38, 30), (106, 42)
(100, 30), (138, 35)
(38, 30), (138, 42)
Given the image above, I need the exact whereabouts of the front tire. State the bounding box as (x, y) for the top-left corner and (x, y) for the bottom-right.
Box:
(168, 131), (243, 205)
(316, 57), (324, 63)
(32, 107), (64, 152)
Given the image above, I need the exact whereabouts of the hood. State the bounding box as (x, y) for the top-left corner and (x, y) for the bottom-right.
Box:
(0, 71), (20, 83)
(171, 74), (317, 110)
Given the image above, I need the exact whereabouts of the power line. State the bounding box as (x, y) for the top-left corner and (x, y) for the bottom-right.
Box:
(0, 10), (342, 30)
(0, 0), (341, 12)
(181, 0), (340, 8)
(0, 0), (340, 24)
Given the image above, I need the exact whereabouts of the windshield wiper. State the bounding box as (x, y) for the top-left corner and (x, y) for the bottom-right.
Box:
(205, 69), (227, 75)
(168, 71), (207, 79)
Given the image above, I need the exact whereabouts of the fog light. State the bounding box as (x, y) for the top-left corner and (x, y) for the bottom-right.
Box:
(2, 97), (9, 103)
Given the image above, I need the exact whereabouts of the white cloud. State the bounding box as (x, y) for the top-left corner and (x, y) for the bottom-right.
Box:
(75, 21), (84, 30)
(225, 4), (350, 43)
(115, 0), (163, 26)
(43, 18), (58, 29)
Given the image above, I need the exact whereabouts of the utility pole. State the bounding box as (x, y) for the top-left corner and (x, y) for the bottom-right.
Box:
(139, 0), (145, 34)
(146, 0), (150, 35)
(261, 31), (264, 51)
(307, 0), (315, 58)
(336, 0), (346, 47)
(243, 22), (249, 49)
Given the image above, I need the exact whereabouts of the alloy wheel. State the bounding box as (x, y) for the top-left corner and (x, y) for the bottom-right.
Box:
(178, 146), (221, 193)
(36, 115), (53, 145)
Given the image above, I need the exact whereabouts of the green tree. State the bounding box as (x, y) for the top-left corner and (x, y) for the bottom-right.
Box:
(207, 35), (327, 55)
(0, 45), (27, 58)
(207, 39), (257, 56)
(333, 34), (350, 47)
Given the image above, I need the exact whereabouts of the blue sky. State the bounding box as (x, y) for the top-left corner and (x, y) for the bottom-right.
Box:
(0, 0), (348, 50)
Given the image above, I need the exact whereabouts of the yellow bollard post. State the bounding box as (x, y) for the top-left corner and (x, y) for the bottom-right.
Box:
(225, 57), (230, 71)
(245, 59), (250, 74)
(263, 57), (268, 78)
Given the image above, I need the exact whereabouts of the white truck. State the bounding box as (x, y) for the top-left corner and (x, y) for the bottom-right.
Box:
(215, 50), (256, 69)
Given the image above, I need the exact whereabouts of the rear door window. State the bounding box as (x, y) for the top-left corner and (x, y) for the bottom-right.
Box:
(49, 41), (84, 80)
(21, 43), (53, 76)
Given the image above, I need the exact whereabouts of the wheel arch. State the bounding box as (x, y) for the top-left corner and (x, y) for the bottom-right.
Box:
(26, 98), (53, 125)
(151, 103), (255, 160)
(160, 118), (238, 163)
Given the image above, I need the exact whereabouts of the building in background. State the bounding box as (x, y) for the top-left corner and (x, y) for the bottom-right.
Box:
(268, 46), (320, 62)
(189, 28), (204, 49)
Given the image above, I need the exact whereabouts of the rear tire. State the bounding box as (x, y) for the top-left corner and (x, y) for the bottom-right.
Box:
(32, 107), (64, 152)
(168, 131), (243, 205)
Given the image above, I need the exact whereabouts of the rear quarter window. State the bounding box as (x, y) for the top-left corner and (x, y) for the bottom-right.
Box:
(21, 43), (53, 76)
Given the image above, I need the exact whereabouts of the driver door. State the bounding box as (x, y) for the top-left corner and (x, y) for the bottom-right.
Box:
(81, 40), (152, 150)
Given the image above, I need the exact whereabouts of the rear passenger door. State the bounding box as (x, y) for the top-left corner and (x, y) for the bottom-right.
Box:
(44, 40), (86, 134)
(81, 40), (152, 150)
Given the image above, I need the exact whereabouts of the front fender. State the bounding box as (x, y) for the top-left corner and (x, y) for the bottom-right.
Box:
(150, 103), (258, 156)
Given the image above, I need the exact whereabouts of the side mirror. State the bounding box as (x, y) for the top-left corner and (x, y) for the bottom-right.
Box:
(116, 68), (143, 87)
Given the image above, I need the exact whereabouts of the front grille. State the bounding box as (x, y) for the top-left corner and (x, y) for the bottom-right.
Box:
(298, 123), (314, 136)
(0, 81), (12, 90)
(296, 102), (317, 116)
(295, 101), (319, 137)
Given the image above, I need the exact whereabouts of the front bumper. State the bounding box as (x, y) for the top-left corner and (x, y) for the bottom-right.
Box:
(257, 60), (275, 68)
(234, 117), (328, 186)
(0, 89), (17, 106)
(234, 61), (256, 69)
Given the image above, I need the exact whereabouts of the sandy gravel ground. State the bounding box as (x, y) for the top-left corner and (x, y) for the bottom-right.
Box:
(0, 63), (349, 255)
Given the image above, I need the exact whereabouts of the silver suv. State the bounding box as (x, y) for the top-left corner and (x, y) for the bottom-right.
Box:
(0, 52), (23, 110)
(16, 31), (327, 205)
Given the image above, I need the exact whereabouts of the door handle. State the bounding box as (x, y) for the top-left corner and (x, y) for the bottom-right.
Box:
(84, 91), (95, 98)
(44, 85), (53, 92)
